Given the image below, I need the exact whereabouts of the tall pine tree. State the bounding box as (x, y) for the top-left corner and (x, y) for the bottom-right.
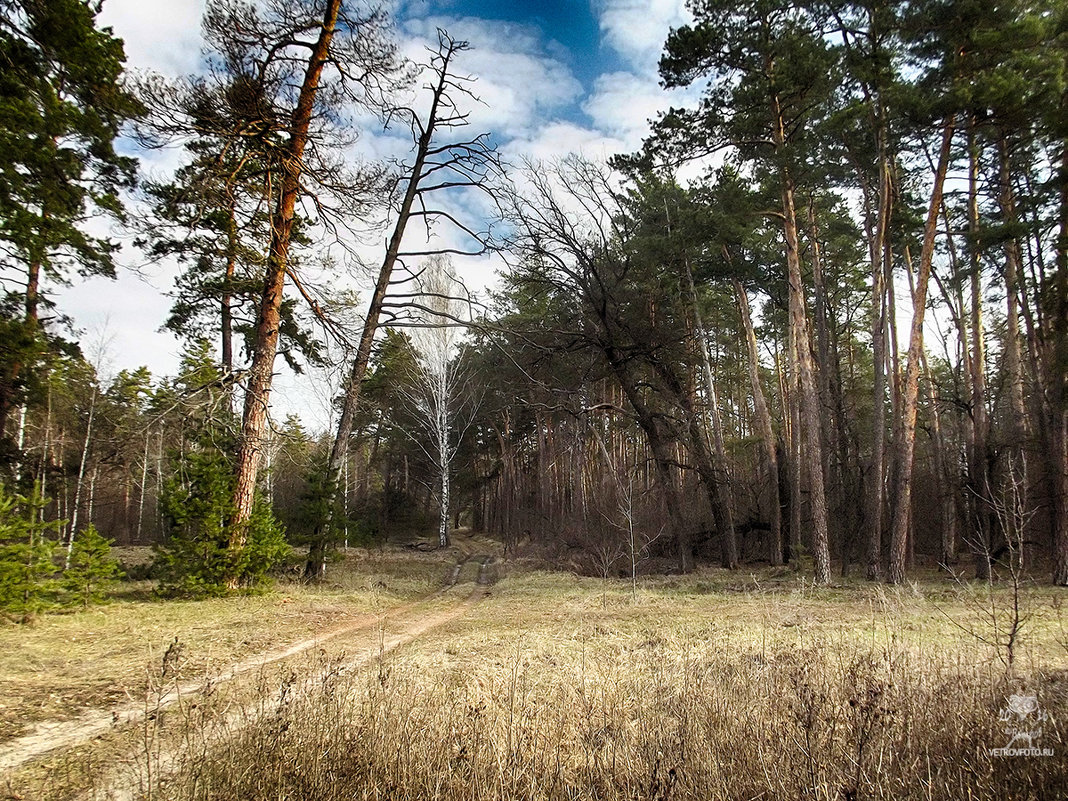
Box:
(0, 0), (141, 447)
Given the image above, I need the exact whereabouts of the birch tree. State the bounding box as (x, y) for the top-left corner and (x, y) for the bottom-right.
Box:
(403, 256), (469, 548)
(323, 29), (499, 496)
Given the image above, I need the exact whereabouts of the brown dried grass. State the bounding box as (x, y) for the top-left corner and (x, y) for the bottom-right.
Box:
(68, 569), (1068, 801)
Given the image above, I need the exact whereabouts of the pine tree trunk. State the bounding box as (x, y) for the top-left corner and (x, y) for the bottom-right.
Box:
(680, 378), (735, 568)
(948, 231), (975, 551)
(769, 84), (830, 583)
(1054, 415), (1068, 585)
(787, 334), (803, 565)
(998, 138), (1030, 528)
(782, 178), (831, 584)
(734, 279), (782, 566)
(1051, 141), (1068, 586)
(922, 349), (956, 567)
(967, 129), (992, 579)
(887, 116), (956, 584)
(809, 198), (854, 573)
(685, 259), (737, 568)
(866, 156), (891, 580)
(228, 0), (343, 589)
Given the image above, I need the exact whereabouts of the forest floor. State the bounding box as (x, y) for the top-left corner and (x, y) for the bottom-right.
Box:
(2, 540), (1067, 800)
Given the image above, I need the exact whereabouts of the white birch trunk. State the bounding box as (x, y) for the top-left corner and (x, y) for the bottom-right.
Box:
(67, 387), (96, 566)
(15, 405), (26, 484)
(407, 256), (465, 549)
(136, 430), (150, 542)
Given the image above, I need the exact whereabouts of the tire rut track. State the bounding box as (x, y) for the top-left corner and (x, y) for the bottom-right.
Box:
(99, 581), (494, 801)
(0, 562), (494, 777)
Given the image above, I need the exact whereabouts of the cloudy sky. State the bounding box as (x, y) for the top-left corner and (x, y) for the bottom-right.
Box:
(61, 0), (694, 427)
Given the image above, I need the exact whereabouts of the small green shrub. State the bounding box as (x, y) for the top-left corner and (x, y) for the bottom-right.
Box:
(0, 483), (62, 619)
(155, 446), (289, 597)
(0, 539), (57, 617)
(63, 524), (124, 607)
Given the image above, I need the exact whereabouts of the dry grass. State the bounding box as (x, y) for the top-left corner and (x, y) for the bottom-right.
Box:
(6, 563), (1067, 800)
(0, 545), (452, 741)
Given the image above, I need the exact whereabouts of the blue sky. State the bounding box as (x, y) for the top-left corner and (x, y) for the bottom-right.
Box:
(58, 0), (694, 427)
(415, 0), (618, 87)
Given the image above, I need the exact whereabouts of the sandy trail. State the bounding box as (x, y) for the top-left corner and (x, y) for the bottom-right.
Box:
(99, 579), (492, 801)
(0, 553), (495, 779)
(1, 605), (388, 773)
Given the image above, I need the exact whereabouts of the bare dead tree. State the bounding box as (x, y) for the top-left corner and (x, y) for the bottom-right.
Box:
(938, 458), (1036, 680)
(590, 419), (665, 600)
(307, 29), (502, 577)
(501, 157), (741, 573)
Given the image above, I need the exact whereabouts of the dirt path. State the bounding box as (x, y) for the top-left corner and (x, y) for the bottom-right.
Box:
(98, 581), (492, 801)
(0, 607), (384, 773)
(0, 553), (496, 778)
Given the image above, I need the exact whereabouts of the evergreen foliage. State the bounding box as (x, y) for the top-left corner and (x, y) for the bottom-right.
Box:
(155, 441), (288, 597)
(63, 524), (123, 607)
(0, 0), (142, 443)
(1, 0), (1067, 589)
(0, 483), (60, 618)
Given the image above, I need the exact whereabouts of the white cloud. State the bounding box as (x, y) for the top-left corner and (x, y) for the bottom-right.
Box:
(52, 266), (183, 381)
(505, 121), (627, 164)
(592, 0), (690, 71)
(582, 71), (671, 152)
(401, 16), (582, 139)
(99, 0), (204, 77)
(52, 2), (699, 430)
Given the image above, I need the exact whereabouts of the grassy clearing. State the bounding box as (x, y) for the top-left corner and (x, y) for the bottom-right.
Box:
(6, 561), (1068, 800)
(171, 570), (1065, 801)
(0, 545), (452, 741)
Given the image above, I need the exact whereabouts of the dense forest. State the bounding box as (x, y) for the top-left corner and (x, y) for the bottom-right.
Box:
(2, 0), (1067, 609)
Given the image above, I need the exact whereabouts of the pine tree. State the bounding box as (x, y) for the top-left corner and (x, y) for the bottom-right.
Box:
(206, 0), (402, 587)
(0, 482), (61, 618)
(651, 0), (839, 582)
(63, 524), (122, 607)
(155, 434), (288, 598)
(0, 0), (142, 443)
